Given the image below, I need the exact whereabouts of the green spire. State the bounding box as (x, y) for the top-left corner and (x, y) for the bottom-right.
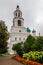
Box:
(27, 27), (31, 32)
(32, 29), (36, 33)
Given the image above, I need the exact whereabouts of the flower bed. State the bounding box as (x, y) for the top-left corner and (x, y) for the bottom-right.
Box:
(12, 55), (43, 65)
(12, 55), (24, 62)
(25, 60), (43, 65)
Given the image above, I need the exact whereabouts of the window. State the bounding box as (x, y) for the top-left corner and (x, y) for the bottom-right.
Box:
(18, 20), (21, 26)
(19, 30), (21, 32)
(16, 13), (17, 16)
(15, 37), (17, 41)
(19, 38), (21, 41)
(23, 38), (25, 40)
(18, 13), (20, 17)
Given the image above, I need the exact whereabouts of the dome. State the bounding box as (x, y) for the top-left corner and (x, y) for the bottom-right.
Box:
(27, 27), (31, 32)
(16, 5), (19, 9)
(32, 29), (36, 33)
(14, 5), (22, 16)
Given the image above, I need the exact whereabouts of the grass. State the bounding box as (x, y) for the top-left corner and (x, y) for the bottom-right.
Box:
(0, 52), (10, 56)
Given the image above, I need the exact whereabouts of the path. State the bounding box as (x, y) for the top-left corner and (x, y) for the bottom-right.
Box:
(0, 56), (23, 65)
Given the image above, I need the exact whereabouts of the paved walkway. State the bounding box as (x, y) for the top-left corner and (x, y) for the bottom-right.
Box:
(0, 56), (23, 65)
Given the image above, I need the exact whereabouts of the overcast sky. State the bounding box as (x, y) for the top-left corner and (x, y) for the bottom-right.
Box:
(0, 0), (43, 36)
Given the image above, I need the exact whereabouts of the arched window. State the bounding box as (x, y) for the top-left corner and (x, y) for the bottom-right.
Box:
(19, 38), (21, 41)
(23, 38), (25, 40)
(18, 20), (21, 26)
(15, 37), (17, 41)
(18, 13), (20, 17)
(16, 13), (17, 16)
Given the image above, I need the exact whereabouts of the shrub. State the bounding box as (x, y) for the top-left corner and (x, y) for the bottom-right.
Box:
(23, 51), (43, 63)
(12, 43), (23, 57)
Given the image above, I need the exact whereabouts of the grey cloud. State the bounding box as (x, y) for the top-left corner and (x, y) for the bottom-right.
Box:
(0, 0), (43, 35)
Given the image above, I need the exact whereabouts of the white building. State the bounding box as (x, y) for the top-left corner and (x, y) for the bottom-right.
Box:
(8, 5), (36, 54)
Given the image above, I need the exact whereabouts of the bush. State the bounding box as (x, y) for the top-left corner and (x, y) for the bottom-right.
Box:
(12, 43), (23, 57)
(23, 51), (43, 63)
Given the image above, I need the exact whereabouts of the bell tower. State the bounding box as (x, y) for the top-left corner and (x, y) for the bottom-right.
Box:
(13, 5), (24, 27)
(8, 5), (28, 54)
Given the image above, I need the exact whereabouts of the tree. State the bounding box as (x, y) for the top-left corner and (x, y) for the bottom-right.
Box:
(27, 37), (43, 51)
(0, 20), (9, 53)
(33, 37), (43, 51)
(12, 43), (23, 57)
(23, 35), (36, 53)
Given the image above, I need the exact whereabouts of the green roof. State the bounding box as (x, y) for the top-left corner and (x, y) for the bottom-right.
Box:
(32, 29), (36, 33)
(27, 28), (31, 32)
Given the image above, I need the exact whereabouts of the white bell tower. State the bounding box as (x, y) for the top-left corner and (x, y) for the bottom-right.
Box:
(8, 5), (28, 54)
(13, 5), (24, 27)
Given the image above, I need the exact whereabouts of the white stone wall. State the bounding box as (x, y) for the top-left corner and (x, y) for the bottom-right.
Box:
(10, 26), (28, 43)
(8, 26), (30, 54)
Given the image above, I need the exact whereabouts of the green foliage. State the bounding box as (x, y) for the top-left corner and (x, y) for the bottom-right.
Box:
(36, 37), (43, 51)
(12, 35), (43, 57)
(31, 37), (43, 51)
(23, 35), (43, 52)
(12, 43), (23, 57)
(23, 35), (35, 52)
(12, 35), (43, 62)
(0, 52), (10, 56)
(23, 51), (43, 63)
(0, 20), (9, 53)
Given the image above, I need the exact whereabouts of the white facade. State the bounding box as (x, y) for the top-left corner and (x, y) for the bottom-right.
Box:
(8, 5), (31, 54)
